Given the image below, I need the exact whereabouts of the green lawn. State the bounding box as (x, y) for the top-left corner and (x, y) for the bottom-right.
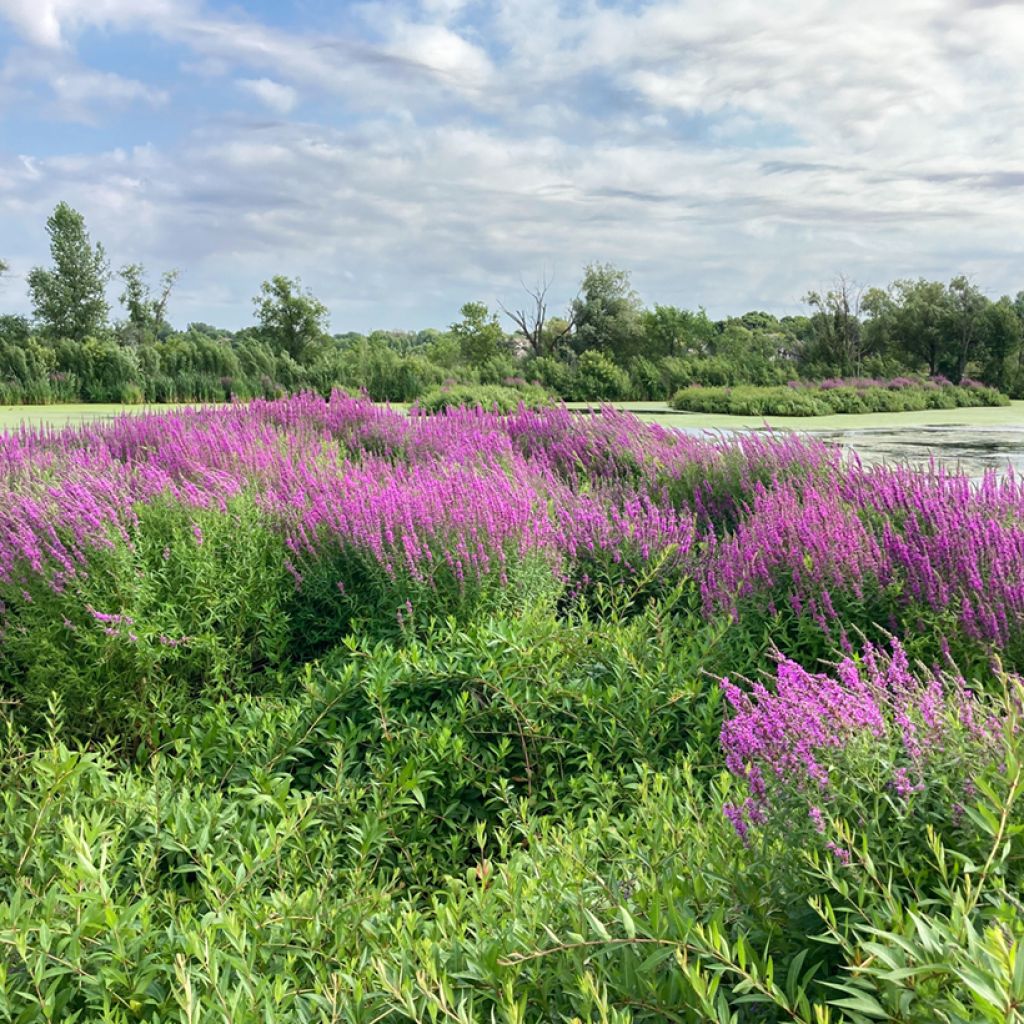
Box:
(567, 399), (1024, 431)
(0, 402), (203, 431)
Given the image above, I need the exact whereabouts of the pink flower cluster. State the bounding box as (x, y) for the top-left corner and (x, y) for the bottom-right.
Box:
(720, 639), (1004, 841)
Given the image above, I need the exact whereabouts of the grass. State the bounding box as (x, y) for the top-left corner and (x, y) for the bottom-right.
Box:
(0, 402), (207, 430)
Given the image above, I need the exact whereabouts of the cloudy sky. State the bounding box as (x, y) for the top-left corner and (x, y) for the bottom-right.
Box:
(0, 0), (1021, 332)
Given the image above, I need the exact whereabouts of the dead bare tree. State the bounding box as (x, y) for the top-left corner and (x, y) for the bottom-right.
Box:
(499, 272), (576, 359)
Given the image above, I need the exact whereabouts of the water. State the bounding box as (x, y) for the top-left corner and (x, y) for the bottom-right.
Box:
(668, 422), (1024, 476)
(808, 426), (1024, 477)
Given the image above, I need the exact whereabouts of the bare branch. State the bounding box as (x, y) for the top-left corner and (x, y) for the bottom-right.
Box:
(499, 271), (577, 358)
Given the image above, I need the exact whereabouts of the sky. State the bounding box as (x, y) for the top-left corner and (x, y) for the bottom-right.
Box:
(0, 0), (1022, 333)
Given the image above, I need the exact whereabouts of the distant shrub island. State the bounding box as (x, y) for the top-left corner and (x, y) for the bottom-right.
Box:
(411, 380), (555, 414)
(669, 376), (1010, 416)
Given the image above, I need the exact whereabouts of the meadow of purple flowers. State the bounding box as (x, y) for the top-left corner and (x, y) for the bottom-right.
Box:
(1, 392), (1023, 1020)
(1, 390), (1021, 656)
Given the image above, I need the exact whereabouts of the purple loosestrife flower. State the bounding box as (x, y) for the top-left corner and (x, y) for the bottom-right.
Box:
(825, 842), (852, 866)
(2, 391), (1023, 669)
(720, 639), (1008, 841)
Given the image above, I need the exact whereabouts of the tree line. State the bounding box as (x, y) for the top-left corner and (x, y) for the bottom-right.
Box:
(1, 202), (1023, 405)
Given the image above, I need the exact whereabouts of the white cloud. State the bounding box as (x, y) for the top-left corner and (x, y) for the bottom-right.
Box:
(1, 51), (167, 121)
(0, 0), (63, 47)
(385, 22), (493, 91)
(0, 0), (186, 47)
(236, 77), (298, 114)
(2, 51), (165, 122)
(3, 0), (1024, 330)
(51, 66), (168, 107)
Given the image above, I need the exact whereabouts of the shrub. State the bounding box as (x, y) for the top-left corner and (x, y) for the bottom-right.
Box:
(0, 498), (292, 745)
(1, 395), (1024, 1021)
(670, 377), (1009, 416)
(412, 382), (554, 414)
(573, 350), (632, 402)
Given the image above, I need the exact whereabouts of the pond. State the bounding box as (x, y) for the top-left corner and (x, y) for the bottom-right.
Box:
(808, 425), (1024, 477)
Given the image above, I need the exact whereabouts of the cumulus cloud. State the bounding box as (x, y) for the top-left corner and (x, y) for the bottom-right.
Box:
(384, 22), (494, 92)
(1, 50), (167, 121)
(1, 0), (1023, 329)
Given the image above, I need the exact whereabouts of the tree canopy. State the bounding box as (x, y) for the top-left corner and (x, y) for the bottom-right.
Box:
(253, 276), (329, 361)
(27, 202), (110, 343)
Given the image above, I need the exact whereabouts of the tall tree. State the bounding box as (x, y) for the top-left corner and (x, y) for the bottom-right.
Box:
(976, 296), (1022, 392)
(945, 275), (988, 383)
(27, 202), (110, 342)
(570, 263), (643, 361)
(640, 305), (715, 359)
(862, 279), (947, 376)
(499, 273), (576, 359)
(253, 276), (329, 361)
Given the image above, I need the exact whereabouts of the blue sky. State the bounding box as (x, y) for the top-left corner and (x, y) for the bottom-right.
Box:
(1, 0), (1022, 332)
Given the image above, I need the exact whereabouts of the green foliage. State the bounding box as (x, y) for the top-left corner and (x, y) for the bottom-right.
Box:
(449, 301), (508, 367)
(573, 350), (632, 401)
(253, 275), (330, 361)
(52, 337), (143, 403)
(639, 305), (717, 359)
(672, 384), (830, 416)
(1, 659), (1020, 1023)
(3, 222), (1023, 401)
(524, 354), (575, 397)
(413, 382), (555, 415)
(27, 203), (111, 343)
(670, 381), (1009, 417)
(1, 455), (1023, 1017)
(571, 263), (644, 362)
(118, 264), (179, 345)
(0, 498), (292, 746)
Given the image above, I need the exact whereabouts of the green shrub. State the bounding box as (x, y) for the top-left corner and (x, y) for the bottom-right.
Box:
(670, 380), (1009, 417)
(1, 662), (1019, 1023)
(412, 382), (555, 415)
(524, 355), (575, 398)
(573, 350), (632, 402)
(0, 497), (292, 746)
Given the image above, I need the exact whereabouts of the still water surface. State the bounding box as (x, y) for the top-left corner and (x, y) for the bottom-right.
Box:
(808, 426), (1024, 477)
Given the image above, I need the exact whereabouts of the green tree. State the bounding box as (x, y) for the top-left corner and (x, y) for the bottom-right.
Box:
(27, 202), (110, 342)
(449, 301), (507, 366)
(976, 296), (1022, 392)
(862, 279), (947, 376)
(802, 276), (868, 376)
(253, 276), (329, 362)
(570, 263), (643, 361)
(944, 275), (988, 383)
(640, 305), (715, 359)
(425, 331), (462, 371)
(118, 264), (179, 343)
